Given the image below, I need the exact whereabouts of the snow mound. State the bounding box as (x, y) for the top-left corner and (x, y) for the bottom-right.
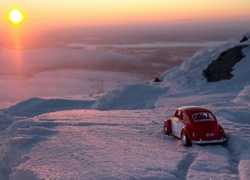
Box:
(93, 83), (168, 110)
(4, 98), (94, 117)
(234, 85), (250, 105)
(1, 118), (59, 179)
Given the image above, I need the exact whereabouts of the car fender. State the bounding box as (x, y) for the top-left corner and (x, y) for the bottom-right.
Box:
(164, 119), (172, 134)
(217, 124), (226, 138)
(181, 125), (194, 140)
(217, 124), (223, 131)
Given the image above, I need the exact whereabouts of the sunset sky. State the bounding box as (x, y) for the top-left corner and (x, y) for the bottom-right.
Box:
(1, 0), (250, 49)
(1, 0), (250, 27)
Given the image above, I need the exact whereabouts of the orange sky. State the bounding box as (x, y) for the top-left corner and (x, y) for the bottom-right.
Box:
(1, 0), (250, 28)
(1, 0), (250, 49)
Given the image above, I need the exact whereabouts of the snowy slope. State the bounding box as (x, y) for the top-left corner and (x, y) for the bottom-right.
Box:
(159, 33), (250, 94)
(90, 33), (250, 110)
(0, 33), (250, 179)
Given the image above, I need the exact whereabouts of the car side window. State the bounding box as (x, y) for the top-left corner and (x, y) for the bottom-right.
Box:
(182, 113), (188, 122)
(176, 110), (182, 119)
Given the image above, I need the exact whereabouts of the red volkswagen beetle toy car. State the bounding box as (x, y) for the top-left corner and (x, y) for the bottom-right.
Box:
(163, 106), (227, 146)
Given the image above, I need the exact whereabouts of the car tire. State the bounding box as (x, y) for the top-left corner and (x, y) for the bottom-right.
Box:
(181, 131), (192, 146)
(163, 124), (168, 135)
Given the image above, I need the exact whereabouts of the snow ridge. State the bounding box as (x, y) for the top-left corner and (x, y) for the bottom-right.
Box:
(4, 98), (94, 117)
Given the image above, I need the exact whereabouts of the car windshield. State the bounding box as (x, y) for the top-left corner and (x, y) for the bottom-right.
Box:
(192, 112), (215, 122)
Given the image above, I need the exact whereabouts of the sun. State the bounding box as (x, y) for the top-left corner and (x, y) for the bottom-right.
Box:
(8, 8), (25, 25)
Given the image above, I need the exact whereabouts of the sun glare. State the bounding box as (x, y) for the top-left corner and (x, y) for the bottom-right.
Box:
(8, 8), (24, 25)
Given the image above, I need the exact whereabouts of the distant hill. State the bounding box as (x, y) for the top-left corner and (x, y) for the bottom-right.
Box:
(159, 32), (250, 93)
(93, 32), (250, 110)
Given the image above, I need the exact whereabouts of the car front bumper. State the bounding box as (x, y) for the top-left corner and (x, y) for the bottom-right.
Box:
(192, 138), (227, 145)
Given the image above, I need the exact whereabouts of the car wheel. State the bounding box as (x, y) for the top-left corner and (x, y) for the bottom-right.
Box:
(163, 124), (168, 135)
(181, 131), (192, 146)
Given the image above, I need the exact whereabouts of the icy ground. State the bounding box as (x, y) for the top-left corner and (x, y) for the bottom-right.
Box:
(0, 34), (250, 179)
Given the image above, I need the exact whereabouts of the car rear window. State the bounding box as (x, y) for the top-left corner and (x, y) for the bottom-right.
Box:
(192, 112), (215, 122)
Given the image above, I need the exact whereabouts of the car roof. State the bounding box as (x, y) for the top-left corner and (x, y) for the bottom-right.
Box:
(178, 106), (212, 115)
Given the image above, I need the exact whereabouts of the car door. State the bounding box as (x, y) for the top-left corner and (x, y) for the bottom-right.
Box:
(178, 112), (188, 137)
(171, 110), (181, 136)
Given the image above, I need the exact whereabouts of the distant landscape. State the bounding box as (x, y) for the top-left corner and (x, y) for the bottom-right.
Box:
(1, 1), (250, 179)
(0, 31), (249, 179)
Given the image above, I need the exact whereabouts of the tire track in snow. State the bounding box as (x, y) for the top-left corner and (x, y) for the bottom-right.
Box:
(172, 151), (197, 179)
(223, 140), (240, 178)
(216, 109), (250, 179)
(223, 134), (250, 179)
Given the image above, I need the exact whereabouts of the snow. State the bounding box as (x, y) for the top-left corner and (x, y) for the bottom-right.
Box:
(234, 85), (250, 105)
(159, 36), (250, 94)
(0, 33), (250, 179)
